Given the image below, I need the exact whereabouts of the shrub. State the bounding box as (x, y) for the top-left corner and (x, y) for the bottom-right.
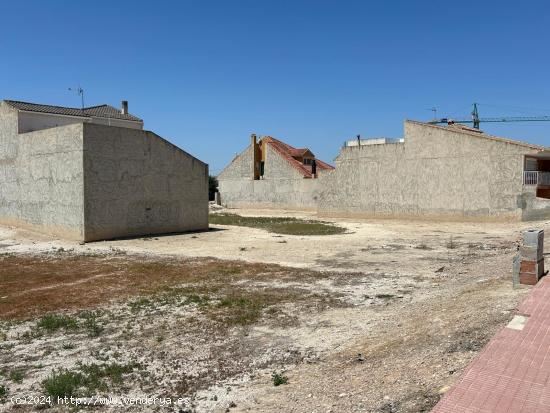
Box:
(271, 372), (288, 386)
(0, 384), (7, 398)
(9, 370), (23, 383)
(37, 314), (78, 332)
(42, 369), (84, 398)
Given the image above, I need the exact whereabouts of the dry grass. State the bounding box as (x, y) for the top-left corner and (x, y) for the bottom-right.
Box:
(0, 253), (334, 320)
(209, 213), (346, 235)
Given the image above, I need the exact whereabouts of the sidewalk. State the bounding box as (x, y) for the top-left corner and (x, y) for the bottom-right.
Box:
(432, 276), (550, 413)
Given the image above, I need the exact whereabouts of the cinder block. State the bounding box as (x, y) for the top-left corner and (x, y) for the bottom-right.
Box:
(520, 273), (539, 286)
(519, 245), (543, 261)
(523, 229), (544, 250)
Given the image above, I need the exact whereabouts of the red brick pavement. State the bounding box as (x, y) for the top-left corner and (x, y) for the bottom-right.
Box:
(432, 276), (550, 413)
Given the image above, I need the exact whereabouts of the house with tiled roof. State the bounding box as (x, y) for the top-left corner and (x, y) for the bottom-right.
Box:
(5, 100), (144, 132)
(0, 99), (208, 241)
(217, 134), (334, 210)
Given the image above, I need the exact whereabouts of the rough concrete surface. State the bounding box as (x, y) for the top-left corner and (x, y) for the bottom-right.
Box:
(0, 102), (209, 241)
(319, 121), (550, 221)
(83, 123), (208, 241)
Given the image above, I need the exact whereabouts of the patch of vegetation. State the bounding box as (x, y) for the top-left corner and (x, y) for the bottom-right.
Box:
(184, 294), (211, 306)
(78, 362), (139, 388)
(271, 372), (288, 386)
(61, 342), (75, 350)
(37, 314), (78, 332)
(128, 297), (155, 311)
(0, 384), (7, 399)
(216, 295), (265, 325)
(209, 213), (346, 236)
(78, 311), (104, 337)
(42, 369), (84, 399)
(129, 291), (212, 312)
(9, 370), (23, 383)
(42, 362), (140, 399)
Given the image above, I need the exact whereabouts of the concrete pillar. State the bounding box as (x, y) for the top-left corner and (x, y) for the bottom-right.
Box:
(518, 229), (545, 285)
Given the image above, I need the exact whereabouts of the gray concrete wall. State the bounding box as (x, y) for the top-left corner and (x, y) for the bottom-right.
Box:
(0, 102), (85, 239)
(319, 121), (546, 221)
(520, 187), (550, 221)
(82, 123), (208, 241)
(0, 102), (208, 240)
(218, 143), (321, 210)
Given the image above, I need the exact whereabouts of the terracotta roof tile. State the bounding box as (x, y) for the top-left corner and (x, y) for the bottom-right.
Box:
(261, 136), (334, 178)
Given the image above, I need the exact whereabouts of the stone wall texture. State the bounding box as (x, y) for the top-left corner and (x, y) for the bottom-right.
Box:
(0, 102), (208, 241)
(0, 103), (85, 238)
(83, 123), (208, 241)
(319, 121), (550, 221)
(218, 121), (550, 221)
(218, 143), (321, 210)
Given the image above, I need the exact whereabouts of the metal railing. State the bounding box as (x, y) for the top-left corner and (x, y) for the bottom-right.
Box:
(524, 171), (550, 186)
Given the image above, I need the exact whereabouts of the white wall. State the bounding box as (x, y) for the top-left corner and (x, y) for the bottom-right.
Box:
(18, 111), (142, 133)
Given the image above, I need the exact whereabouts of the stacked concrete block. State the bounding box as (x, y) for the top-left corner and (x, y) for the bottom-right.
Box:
(518, 229), (545, 285)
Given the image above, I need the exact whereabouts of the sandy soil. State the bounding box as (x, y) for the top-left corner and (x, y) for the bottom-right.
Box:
(0, 207), (544, 274)
(0, 210), (548, 412)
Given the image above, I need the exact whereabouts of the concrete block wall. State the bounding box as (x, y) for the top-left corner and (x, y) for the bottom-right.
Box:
(520, 186), (550, 221)
(218, 142), (321, 210)
(0, 102), (209, 241)
(0, 103), (85, 238)
(83, 124), (209, 241)
(319, 121), (546, 220)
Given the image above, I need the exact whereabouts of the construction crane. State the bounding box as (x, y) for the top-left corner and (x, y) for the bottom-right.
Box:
(428, 103), (550, 129)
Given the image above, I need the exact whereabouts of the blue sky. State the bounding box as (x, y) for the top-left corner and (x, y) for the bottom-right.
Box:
(1, 1), (549, 174)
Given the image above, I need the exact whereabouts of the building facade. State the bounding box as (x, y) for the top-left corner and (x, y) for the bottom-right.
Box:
(0, 100), (208, 241)
(319, 121), (550, 221)
(218, 121), (550, 221)
(218, 135), (334, 210)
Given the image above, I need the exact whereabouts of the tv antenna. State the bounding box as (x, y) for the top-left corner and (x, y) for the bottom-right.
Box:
(428, 107), (437, 120)
(68, 86), (85, 109)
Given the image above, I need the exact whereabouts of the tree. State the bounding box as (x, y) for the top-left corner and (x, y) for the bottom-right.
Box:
(208, 175), (218, 201)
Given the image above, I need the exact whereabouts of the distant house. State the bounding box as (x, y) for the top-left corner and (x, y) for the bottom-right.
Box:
(319, 121), (550, 221)
(218, 122), (550, 221)
(217, 134), (333, 210)
(0, 99), (208, 241)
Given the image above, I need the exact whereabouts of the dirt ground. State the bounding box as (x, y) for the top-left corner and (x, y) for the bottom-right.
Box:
(0, 209), (548, 412)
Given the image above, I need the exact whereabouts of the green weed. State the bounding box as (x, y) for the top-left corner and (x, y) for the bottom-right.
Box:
(37, 314), (78, 332)
(209, 214), (346, 236)
(271, 372), (288, 386)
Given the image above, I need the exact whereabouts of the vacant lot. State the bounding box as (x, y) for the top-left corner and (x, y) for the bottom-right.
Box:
(0, 211), (546, 412)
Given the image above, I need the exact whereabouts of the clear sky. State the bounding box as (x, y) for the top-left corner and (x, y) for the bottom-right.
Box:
(1, 1), (549, 174)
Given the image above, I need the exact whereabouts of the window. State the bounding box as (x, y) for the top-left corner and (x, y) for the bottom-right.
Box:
(303, 158), (313, 165)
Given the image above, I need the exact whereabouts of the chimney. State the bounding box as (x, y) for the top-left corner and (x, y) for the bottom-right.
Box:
(251, 134), (260, 180)
(121, 100), (128, 115)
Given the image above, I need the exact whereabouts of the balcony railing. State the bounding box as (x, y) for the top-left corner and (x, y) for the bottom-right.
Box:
(524, 171), (550, 186)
